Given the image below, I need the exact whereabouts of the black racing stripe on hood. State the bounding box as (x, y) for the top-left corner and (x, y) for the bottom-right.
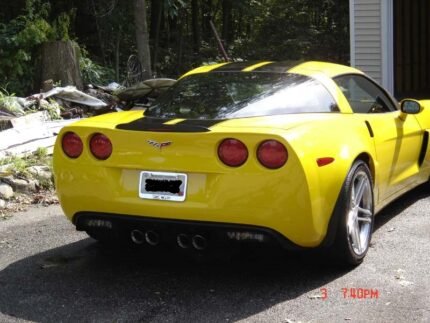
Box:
(210, 61), (260, 72)
(253, 61), (300, 73)
(116, 117), (226, 132)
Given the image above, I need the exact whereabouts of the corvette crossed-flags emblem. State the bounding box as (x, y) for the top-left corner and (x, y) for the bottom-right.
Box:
(147, 140), (172, 150)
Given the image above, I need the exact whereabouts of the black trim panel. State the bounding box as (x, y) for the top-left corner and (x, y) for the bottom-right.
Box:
(210, 61), (259, 72)
(116, 117), (226, 132)
(179, 119), (226, 128)
(73, 212), (305, 251)
(365, 121), (374, 138)
(253, 61), (299, 73)
(418, 131), (429, 167)
(206, 61), (300, 73)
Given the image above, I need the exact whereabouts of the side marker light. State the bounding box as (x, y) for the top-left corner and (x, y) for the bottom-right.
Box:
(317, 157), (335, 167)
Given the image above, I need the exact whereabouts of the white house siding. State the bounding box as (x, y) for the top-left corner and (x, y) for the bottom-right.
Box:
(350, 0), (383, 84)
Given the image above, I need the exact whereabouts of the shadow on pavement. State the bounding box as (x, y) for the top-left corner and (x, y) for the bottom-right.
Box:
(0, 184), (428, 322)
(0, 238), (348, 322)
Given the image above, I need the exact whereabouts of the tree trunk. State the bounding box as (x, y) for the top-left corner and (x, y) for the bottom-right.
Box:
(222, 0), (233, 46)
(152, 0), (163, 75)
(150, 0), (162, 40)
(36, 40), (83, 91)
(201, 0), (213, 42)
(191, 0), (201, 53)
(134, 0), (152, 80)
(177, 9), (184, 74)
(115, 28), (121, 80)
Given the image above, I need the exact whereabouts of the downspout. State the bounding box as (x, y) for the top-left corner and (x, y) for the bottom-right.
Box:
(381, 0), (394, 95)
(350, 0), (356, 67)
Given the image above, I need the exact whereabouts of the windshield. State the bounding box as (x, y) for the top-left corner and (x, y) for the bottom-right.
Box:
(145, 72), (338, 119)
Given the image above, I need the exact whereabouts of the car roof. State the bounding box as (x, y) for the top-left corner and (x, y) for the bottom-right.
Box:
(180, 61), (364, 80)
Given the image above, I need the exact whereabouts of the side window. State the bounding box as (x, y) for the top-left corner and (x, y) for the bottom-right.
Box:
(334, 75), (397, 113)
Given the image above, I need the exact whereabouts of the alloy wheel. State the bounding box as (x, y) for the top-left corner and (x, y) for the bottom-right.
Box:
(346, 169), (373, 255)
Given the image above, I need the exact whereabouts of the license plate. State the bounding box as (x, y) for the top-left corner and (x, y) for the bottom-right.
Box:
(139, 171), (187, 202)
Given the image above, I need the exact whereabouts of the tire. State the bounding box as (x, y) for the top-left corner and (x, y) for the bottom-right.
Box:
(331, 160), (374, 266)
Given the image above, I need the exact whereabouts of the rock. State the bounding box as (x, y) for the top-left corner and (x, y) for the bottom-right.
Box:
(0, 183), (14, 199)
(0, 199), (6, 209)
(27, 166), (52, 180)
(2, 177), (38, 193)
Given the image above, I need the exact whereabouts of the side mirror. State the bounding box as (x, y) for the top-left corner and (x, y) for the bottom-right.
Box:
(400, 99), (422, 114)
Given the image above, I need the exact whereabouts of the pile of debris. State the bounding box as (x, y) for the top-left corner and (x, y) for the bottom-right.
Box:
(0, 78), (176, 214)
(0, 78), (176, 156)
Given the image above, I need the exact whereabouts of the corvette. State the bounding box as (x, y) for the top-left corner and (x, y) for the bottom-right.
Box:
(53, 61), (430, 265)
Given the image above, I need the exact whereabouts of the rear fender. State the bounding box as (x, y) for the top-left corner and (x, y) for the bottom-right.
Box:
(284, 119), (376, 246)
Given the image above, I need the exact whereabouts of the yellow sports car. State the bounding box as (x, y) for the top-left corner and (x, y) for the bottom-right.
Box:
(53, 61), (430, 265)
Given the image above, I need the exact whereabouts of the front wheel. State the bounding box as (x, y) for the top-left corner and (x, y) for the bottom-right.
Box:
(331, 160), (374, 266)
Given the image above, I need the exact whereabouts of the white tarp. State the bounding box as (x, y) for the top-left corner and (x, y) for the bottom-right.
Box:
(41, 86), (107, 108)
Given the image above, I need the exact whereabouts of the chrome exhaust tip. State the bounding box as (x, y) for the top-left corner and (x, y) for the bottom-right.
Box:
(177, 234), (191, 249)
(130, 229), (145, 245)
(145, 230), (160, 246)
(192, 235), (207, 250)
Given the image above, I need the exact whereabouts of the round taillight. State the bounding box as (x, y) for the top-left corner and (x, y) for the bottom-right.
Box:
(62, 132), (83, 158)
(218, 138), (248, 167)
(90, 133), (112, 160)
(257, 140), (288, 169)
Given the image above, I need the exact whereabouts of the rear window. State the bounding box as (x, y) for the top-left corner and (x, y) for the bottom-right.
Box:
(145, 72), (338, 119)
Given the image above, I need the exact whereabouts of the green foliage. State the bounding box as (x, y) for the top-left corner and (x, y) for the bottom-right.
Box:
(140, 0), (349, 78)
(0, 88), (23, 117)
(34, 147), (48, 159)
(0, 0), (75, 95)
(0, 0), (51, 94)
(230, 0), (349, 63)
(0, 149), (52, 183)
(24, 98), (63, 120)
(42, 100), (62, 120)
(0, 88), (15, 104)
(0, 0), (350, 93)
(164, 0), (187, 18)
(0, 154), (31, 179)
(50, 10), (75, 41)
(80, 48), (115, 85)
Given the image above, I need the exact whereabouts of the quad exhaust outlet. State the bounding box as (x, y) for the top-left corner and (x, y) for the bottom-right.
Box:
(130, 229), (160, 246)
(177, 234), (191, 249)
(130, 229), (145, 245)
(145, 230), (160, 246)
(192, 234), (207, 250)
(131, 229), (207, 249)
(177, 233), (208, 250)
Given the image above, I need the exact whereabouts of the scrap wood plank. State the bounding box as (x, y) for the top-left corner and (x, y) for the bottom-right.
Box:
(10, 111), (49, 129)
(0, 126), (51, 150)
(0, 118), (77, 157)
(0, 137), (57, 159)
(0, 111), (51, 150)
(1, 111), (48, 132)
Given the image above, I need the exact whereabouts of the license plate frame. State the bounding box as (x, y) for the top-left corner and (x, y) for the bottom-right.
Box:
(139, 171), (187, 202)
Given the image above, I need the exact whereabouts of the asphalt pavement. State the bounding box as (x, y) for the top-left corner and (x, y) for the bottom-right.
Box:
(0, 184), (429, 323)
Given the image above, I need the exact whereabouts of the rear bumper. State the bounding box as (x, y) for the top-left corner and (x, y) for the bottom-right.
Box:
(54, 125), (346, 248)
(74, 212), (307, 251)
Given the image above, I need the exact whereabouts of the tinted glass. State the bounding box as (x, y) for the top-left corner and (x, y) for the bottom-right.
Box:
(334, 75), (397, 113)
(146, 72), (338, 119)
